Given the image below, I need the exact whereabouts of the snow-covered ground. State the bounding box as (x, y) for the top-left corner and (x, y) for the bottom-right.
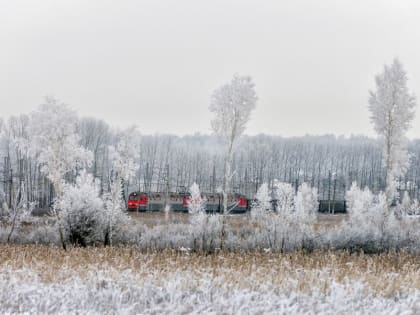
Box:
(1, 245), (420, 314)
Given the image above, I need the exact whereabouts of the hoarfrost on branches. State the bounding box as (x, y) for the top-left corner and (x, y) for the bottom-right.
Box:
(273, 181), (295, 216)
(251, 182), (272, 219)
(187, 182), (206, 215)
(61, 170), (104, 246)
(368, 58), (416, 210)
(28, 97), (93, 188)
(108, 126), (140, 183)
(187, 182), (220, 252)
(294, 183), (318, 225)
(209, 74), (257, 214)
(28, 96), (92, 249)
(209, 74), (258, 250)
(104, 127), (139, 245)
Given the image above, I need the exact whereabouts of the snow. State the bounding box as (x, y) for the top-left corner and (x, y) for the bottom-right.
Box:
(368, 58), (416, 206)
(209, 74), (257, 213)
(1, 255), (420, 314)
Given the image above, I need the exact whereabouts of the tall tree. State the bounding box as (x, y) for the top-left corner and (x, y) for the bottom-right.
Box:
(209, 74), (258, 214)
(104, 126), (139, 246)
(368, 58), (416, 212)
(29, 96), (92, 249)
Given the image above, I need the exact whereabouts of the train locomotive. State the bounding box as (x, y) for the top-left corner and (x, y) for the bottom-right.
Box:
(127, 191), (249, 213)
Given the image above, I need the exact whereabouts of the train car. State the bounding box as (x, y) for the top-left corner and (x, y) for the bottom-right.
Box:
(179, 192), (248, 213)
(127, 192), (148, 211)
(128, 191), (188, 212)
(225, 193), (248, 213)
(147, 192), (166, 211)
(203, 193), (221, 213)
(127, 191), (250, 213)
(170, 192), (189, 212)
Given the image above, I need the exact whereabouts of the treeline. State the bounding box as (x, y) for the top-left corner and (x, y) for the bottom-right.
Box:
(1, 114), (420, 209)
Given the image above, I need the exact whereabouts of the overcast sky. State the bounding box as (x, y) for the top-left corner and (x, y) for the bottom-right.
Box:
(1, 0), (420, 137)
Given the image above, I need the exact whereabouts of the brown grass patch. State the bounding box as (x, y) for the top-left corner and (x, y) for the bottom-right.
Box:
(1, 244), (420, 297)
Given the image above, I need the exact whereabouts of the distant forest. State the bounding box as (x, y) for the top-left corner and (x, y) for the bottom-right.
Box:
(2, 114), (420, 208)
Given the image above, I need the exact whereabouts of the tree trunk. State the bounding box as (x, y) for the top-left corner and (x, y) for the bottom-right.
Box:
(7, 209), (17, 243)
(53, 180), (67, 251)
(220, 138), (234, 250)
(385, 131), (393, 216)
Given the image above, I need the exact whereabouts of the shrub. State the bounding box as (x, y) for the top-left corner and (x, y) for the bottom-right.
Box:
(61, 170), (105, 246)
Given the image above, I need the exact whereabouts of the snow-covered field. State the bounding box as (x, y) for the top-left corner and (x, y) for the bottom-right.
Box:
(1, 245), (420, 314)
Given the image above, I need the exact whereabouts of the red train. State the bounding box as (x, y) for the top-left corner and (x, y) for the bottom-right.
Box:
(127, 191), (249, 213)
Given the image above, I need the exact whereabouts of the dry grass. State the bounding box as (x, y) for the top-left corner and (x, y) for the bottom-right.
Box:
(1, 244), (420, 297)
(3, 245), (420, 313)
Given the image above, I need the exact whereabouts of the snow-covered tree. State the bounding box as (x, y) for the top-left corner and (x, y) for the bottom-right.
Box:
(273, 181), (295, 216)
(188, 182), (206, 215)
(294, 183), (318, 225)
(2, 182), (32, 243)
(345, 183), (374, 226)
(209, 75), (258, 214)
(370, 192), (388, 235)
(251, 183), (272, 219)
(344, 183), (390, 239)
(28, 96), (92, 249)
(398, 191), (411, 217)
(408, 199), (420, 215)
(109, 127), (140, 185)
(61, 170), (104, 246)
(104, 127), (139, 245)
(187, 182), (210, 251)
(368, 58), (416, 212)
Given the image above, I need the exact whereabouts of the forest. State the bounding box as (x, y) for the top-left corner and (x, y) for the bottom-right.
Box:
(1, 115), (420, 210)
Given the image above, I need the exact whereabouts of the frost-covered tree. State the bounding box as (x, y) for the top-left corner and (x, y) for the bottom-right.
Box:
(3, 182), (32, 243)
(61, 170), (104, 246)
(368, 58), (416, 211)
(252, 181), (318, 251)
(345, 182), (374, 226)
(109, 127), (140, 187)
(294, 183), (318, 225)
(0, 115), (30, 211)
(250, 183), (275, 249)
(209, 75), (257, 214)
(104, 127), (139, 245)
(273, 181), (295, 216)
(79, 117), (111, 179)
(28, 97), (92, 249)
(398, 191), (411, 217)
(344, 182), (390, 240)
(251, 183), (272, 219)
(209, 75), (257, 250)
(187, 182), (211, 251)
(188, 182), (206, 215)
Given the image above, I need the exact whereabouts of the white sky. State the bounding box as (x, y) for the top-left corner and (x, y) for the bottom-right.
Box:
(1, 0), (420, 137)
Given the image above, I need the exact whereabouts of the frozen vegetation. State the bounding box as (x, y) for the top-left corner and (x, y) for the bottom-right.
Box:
(3, 180), (420, 255)
(0, 60), (418, 255)
(2, 246), (420, 314)
(0, 59), (419, 313)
